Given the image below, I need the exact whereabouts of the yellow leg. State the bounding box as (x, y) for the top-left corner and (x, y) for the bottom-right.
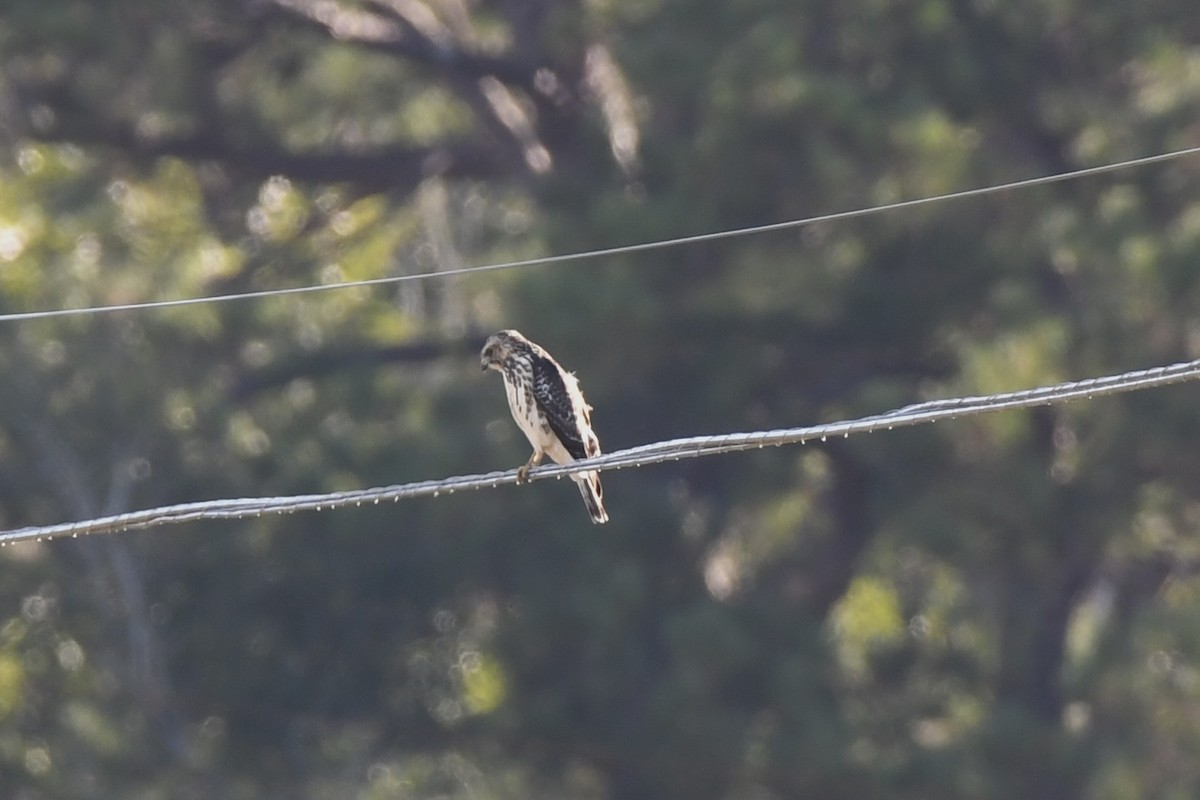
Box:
(516, 450), (543, 484)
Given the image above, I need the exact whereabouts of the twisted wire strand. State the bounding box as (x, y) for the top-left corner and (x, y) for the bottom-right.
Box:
(4, 356), (1198, 545)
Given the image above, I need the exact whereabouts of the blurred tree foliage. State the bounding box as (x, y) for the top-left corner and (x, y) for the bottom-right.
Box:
(1, 0), (1200, 797)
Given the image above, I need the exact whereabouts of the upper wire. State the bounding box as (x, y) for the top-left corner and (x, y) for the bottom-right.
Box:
(4, 354), (1198, 545)
(0, 145), (1197, 323)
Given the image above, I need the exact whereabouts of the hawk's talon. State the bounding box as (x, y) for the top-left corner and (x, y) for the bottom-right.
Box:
(516, 451), (542, 484)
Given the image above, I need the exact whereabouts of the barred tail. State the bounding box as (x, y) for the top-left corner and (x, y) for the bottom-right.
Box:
(574, 471), (608, 524)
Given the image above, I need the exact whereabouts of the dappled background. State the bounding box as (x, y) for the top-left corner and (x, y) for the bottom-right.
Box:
(2, 0), (1200, 797)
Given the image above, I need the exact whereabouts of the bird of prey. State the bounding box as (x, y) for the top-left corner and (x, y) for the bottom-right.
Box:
(480, 330), (609, 524)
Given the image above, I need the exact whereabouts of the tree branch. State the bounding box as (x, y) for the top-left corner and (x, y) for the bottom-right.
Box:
(229, 332), (486, 400)
(260, 0), (574, 173)
(2, 354), (188, 759)
(29, 113), (503, 190)
(262, 0), (561, 101)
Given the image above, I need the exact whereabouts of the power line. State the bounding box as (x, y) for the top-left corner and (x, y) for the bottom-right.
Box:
(4, 354), (1198, 545)
(2, 145), (1199, 324)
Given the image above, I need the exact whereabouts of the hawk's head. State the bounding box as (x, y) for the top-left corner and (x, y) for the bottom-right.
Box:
(480, 329), (530, 373)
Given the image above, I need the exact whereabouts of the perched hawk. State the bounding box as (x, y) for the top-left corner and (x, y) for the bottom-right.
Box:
(480, 330), (609, 524)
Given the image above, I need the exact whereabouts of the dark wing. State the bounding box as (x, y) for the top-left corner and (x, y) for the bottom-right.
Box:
(530, 352), (588, 460)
